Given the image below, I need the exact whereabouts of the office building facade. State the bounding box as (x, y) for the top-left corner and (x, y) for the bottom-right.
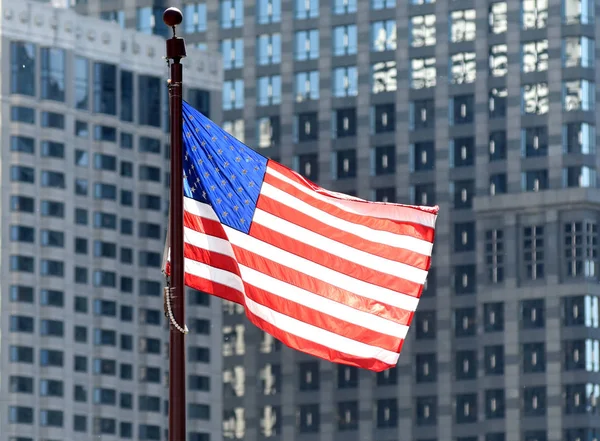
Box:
(77, 0), (600, 440)
(0, 2), (223, 441)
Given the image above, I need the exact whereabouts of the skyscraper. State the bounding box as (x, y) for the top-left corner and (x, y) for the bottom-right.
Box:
(78, 0), (600, 440)
(0, 2), (222, 441)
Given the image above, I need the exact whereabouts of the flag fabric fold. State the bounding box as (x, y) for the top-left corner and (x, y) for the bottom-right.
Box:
(163, 101), (439, 372)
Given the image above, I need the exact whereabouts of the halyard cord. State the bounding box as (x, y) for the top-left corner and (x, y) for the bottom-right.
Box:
(164, 284), (189, 334)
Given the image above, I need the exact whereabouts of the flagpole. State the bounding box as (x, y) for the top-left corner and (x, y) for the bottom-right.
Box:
(163, 7), (187, 441)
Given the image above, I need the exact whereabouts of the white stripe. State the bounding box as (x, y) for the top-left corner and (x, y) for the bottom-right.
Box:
(184, 226), (236, 259)
(182, 256), (401, 364)
(184, 197), (220, 220)
(244, 295), (400, 365)
(253, 208), (427, 282)
(240, 265), (409, 339)
(183, 257), (244, 292)
(267, 166), (437, 228)
(184, 197), (421, 311)
(261, 183), (433, 257)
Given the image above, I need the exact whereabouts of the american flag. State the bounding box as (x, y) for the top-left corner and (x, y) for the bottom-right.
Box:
(164, 101), (438, 372)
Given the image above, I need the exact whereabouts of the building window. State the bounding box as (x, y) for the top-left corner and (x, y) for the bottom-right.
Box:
(484, 302), (504, 332)
(41, 111), (65, 129)
(451, 180), (474, 209)
(373, 103), (395, 133)
(120, 70), (134, 122)
(522, 40), (548, 73)
(220, 0), (243, 28)
(563, 80), (595, 112)
(521, 299), (545, 329)
(415, 310), (436, 340)
(257, 75), (281, 106)
(409, 141), (435, 172)
(371, 62), (397, 94)
(337, 401), (358, 431)
(416, 396), (437, 426)
(410, 99), (434, 130)
(136, 6), (169, 36)
(523, 342), (545, 372)
(485, 345), (505, 375)
(294, 112), (318, 142)
(411, 183), (435, 206)
(450, 10), (476, 42)
(489, 44), (507, 77)
(333, 108), (356, 138)
(563, 123), (595, 154)
(41, 48), (65, 102)
(11, 106), (35, 124)
(183, 3), (207, 32)
(257, 116), (280, 148)
(455, 394), (477, 423)
(564, 221), (598, 278)
(298, 404), (319, 432)
(337, 366), (358, 388)
(563, 0), (594, 24)
(333, 67), (358, 97)
(10, 41), (36, 96)
(333, 149), (357, 179)
(416, 353), (437, 383)
(489, 131), (506, 161)
(450, 52), (476, 85)
(454, 222), (475, 252)
(376, 399), (397, 428)
(223, 80), (244, 110)
(221, 38), (244, 70)
(563, 36), (594, 68)
(372, 145), (395, 176)
(454, 307), (476, 337)
(455, 351), (477, 380)
(564, 339), (600, 371)
(564, 166), (597, 188)
(293, 153), (319, 181)
(489, 87), (507, 118)
(411, 57), (436, 89)
(372, 0), (395, 9)
(491, 174), (507, 195)
(10, 136), (35, 154)
(295, 0), (318, 19)
(522, 386), (546, 417)
(410, 14), (435, 47)
(93, 62), (116, 115)
(523, 225), (544, 280)
(522, 83), (549, 115)
(138, 75), (161, 127)
(333, 25), (357, 56)
(522, 126), (548, 157)
(450, 137), (474, 167)
(522, 169), (548, 192)
(489, 2), (508, 33)
(565, 384), (600, 414)
(257, 34), (281, 66)
(294, 71), (319, 102)
(295, 30), (319, 60)
(485, 229), (505, 283)
(522, 0), (548, 29)
(372, 20), (397, 51)
(564, 295), (599, 327)
(485, 389), (505, 419)
(333, 0), (356, 14)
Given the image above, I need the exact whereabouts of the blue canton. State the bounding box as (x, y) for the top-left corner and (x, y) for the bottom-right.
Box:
(182, 101), (268, 235)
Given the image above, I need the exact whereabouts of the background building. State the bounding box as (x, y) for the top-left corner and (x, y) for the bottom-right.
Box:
(76, 0), (600, 440)
(0, 2), (222, 441)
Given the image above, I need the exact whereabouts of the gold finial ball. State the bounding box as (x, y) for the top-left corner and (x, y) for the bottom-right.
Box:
(163, 7), (183, 28)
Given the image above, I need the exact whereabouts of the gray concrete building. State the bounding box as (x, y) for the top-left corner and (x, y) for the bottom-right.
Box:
(76, 0), (600, 440)
(0, 2), (222, 441)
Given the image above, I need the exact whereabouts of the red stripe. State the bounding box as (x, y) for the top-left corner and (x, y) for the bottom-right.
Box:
(180, 268), (397, 372)
(183, 208), (423, 299)
(248, 220), (423, 297)
(184, 242), (241, 278)
(184, 210), (228, 240)
(245, 282), (404, 353)
(229, 243), (415, 326)
(266, 162), (435, 242)
(256, 194), (430, 271)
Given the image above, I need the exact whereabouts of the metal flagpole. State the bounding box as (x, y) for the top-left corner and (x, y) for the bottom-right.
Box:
(163, 7), (187, 441)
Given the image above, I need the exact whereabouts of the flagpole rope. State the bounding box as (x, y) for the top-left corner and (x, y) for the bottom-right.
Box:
(164, 285), (189, 334)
